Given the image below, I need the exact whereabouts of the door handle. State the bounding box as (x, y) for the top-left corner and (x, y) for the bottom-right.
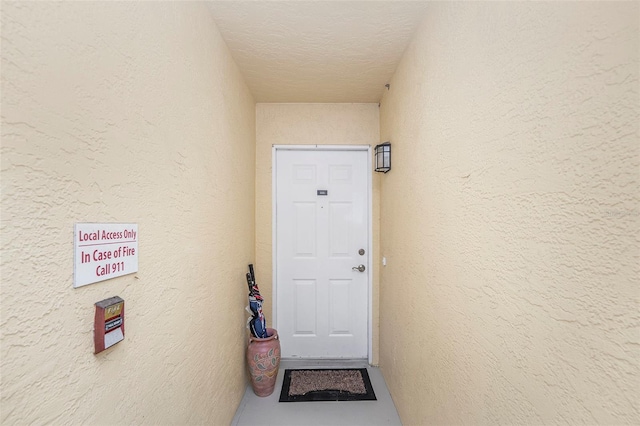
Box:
(352, 264), (366, 272)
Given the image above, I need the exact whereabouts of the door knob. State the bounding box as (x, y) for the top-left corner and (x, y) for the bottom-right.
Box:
(352, 264), (366, 272)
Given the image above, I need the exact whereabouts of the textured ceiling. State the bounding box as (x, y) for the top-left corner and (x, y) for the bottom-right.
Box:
(207, 1), (429, 103)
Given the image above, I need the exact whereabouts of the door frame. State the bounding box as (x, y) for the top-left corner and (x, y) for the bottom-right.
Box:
(272, 144), (373, 363)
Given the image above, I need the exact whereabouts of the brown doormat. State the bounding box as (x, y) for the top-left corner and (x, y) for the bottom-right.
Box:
(279, 368), (377, 402)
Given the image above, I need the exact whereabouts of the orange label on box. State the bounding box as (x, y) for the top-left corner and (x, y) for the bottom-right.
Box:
(104, 302), (123, 320)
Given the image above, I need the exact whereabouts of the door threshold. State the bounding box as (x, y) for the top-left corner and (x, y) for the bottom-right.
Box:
(280, 358), (371, 368)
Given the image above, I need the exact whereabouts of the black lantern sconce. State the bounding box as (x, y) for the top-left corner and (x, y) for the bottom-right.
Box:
(374, 142), (391, 173)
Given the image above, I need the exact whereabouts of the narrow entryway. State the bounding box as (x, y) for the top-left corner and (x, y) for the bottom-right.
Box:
(232, 360), (401, 426)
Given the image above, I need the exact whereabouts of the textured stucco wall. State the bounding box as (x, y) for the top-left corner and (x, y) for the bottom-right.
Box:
(255, 103), (380, 363)
(379, 2), (639, 425)
(1, 2), (255, 424)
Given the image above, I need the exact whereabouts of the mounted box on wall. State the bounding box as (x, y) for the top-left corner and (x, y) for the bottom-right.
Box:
(374, 142), (391, 173)
(94, 296), (124, 354)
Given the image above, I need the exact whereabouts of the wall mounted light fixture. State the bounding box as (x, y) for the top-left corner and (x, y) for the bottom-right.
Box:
(374, 142), (391, 173)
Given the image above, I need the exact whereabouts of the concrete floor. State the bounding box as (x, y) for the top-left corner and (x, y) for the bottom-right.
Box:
(232, 359), (402, 426)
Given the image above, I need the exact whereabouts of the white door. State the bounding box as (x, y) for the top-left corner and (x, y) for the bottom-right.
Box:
(275, 148), (369, 359)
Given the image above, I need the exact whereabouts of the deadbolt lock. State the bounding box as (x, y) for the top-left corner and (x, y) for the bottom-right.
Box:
(358, 249), (365, 256)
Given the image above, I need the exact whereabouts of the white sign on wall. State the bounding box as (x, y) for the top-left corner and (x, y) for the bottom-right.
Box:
(74, 223), (138, 288)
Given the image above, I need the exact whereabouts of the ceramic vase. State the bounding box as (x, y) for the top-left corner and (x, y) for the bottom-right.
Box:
(246, 328), (281, 397)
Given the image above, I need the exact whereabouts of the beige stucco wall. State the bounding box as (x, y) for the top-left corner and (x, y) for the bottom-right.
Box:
(379, 2), (639, 425)
(255, 103), (380, 363)
(1, 2), (255, 424)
